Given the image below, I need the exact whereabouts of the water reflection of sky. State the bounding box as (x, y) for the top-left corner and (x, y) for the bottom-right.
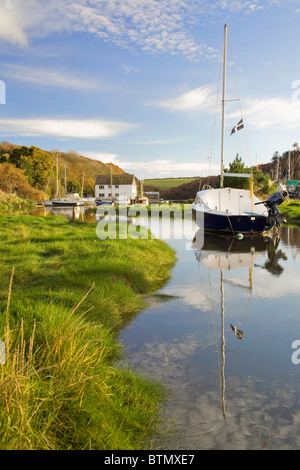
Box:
(119, 224), (300, 450)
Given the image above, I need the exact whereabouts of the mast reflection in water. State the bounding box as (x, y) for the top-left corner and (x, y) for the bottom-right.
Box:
(119, 225), (300, 450)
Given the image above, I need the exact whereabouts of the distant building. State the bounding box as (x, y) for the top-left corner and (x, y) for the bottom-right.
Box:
(95, 174), (138, 204)
(144, 191), (160, 203)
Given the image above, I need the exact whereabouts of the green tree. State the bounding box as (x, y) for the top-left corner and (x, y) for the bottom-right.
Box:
(83, 176), (96, 196)
(223, 154), (250, 189)
(67, 179), (81, 194)
(251, 166), (273, 195)
(8, 146), (54, 190)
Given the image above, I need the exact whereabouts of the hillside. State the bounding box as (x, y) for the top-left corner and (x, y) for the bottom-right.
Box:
(144, 175), (219, 201)
(53, 150), (125, 195)
(0, 141), (126, 197)
(144, 177), (199, 190)
(258, 152), (300, 181)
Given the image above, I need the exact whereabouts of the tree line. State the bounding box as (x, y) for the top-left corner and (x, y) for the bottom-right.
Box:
(0, 142), (124, 203)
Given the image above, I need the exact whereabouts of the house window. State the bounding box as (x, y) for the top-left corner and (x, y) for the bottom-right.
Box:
(115, 193), (119, 196)
(99, 193), (105, 197)
(115, 185), (119, 188)
(99, 185), (104, 189)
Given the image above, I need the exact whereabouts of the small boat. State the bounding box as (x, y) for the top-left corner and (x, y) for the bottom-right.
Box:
(83, 196), (96, 205)
(51, 194), (84, 207)
(44, 199), (53, 207)
(191, 25), (286, 236)
(192, 187), (287, 235)
(95, 198), (115, 206)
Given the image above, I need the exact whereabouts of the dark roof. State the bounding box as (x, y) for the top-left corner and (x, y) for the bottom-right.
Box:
(95, 174), (138, 185)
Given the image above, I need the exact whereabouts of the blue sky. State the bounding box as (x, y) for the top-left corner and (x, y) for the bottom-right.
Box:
(0, 0), (300, 179)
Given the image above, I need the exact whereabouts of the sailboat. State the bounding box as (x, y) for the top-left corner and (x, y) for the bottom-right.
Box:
(44, 155), (84, 207)
(191, 24), (287, 236)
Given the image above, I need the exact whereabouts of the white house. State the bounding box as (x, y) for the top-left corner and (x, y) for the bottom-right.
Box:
(95, 174), (138, 204)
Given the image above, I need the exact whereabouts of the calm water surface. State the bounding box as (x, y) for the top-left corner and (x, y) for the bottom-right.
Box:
(20, 206), (300, 450)
(119, 224), (300, 450)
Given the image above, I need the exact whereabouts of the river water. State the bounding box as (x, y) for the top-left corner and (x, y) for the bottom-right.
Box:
(18, 205), (300, 450)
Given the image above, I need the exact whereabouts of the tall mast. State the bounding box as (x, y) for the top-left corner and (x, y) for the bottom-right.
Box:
(56, 153), (59, 197)
(64, 162), (67, 193)
(220, 24), (227, 189)
(110, 162), (113, 198)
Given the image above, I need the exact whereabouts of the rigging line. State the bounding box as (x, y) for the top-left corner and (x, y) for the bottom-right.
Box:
(227, 34), (252, 169)
(227, 235), (236, 252)
(227, 213), (236, 237)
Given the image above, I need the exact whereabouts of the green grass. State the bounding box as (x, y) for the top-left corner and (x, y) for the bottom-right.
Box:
(144, 177), (199, 190)
(279, 199), (300, 222)
(0, 214), (176, 450)
(0, 190), (31, 211)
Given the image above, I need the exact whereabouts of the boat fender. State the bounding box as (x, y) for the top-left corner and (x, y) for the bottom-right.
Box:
(236, 233), (244, 240)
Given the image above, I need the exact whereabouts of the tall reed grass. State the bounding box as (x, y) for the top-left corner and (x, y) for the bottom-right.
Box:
(0, 214), (175, 449)
(0, 190), (31, 211)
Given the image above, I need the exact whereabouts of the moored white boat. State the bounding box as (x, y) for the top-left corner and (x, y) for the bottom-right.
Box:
(51, 193), (84, 206)
(192, 186), (286, 235)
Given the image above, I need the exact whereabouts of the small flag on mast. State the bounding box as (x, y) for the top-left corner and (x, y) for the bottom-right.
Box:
(230, 118), (244, 135)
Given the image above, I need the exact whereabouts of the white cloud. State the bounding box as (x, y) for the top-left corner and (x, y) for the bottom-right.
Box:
(0, 0), (283, 58)
(0, 0), (30, 46)
(4, 64), (100, 90)
(0, 117), (134, 139)
(227, 96), (300, 130)
(153, 85), (217, 111)
(153, 82), (300, 134)
(110, 158), (219, 177)
(120, 64), (141, 75)
(76, 152), (218, 177)
(82, 151), (118, 162)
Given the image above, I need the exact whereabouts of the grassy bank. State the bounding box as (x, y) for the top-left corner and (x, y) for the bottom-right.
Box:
(0, 190), (32, 211)
(0, 214), (176, 450)
(280, 199), (300, 222)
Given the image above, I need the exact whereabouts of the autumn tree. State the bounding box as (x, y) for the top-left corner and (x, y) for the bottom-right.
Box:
(0, 163), (46, 202)
(7, 145), (54, 190)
